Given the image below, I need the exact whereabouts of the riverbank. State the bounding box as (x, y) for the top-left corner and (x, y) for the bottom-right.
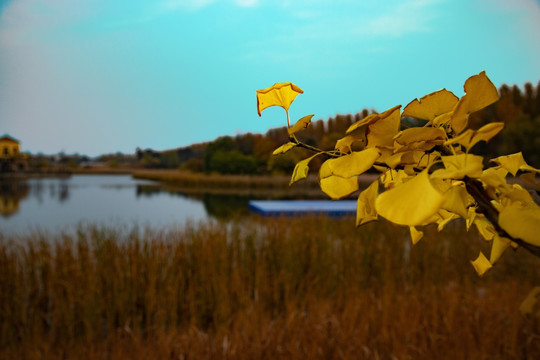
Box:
(133, 169), (379, 190)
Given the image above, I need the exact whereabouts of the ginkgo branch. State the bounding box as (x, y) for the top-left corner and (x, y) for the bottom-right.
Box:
(464, 177), (540, 258)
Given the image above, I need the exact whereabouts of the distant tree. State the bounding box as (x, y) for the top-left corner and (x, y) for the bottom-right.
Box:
(204, 136), (237, 172)
(160, 150), (180, 169)
(209, 150), (258, 174)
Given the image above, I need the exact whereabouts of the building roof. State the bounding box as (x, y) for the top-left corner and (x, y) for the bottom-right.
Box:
(0, 135), (20, 144)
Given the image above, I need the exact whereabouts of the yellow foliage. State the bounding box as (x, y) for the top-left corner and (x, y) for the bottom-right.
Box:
(272, 142), (296, 155)
(335, 135), (363, 154)
(431, 154), (484, 180)
(445, 122), (504, 151)
(409, 226), (423, 245)
(258, 71), (540, 279)
(393, 127), (447, 153)
(288, 114), (314, 136)
(319, 175), (359, 200)
(471, 252), (492, 277)
(499, 202), (540, 247)
(450, 71), (499, 134)
(356, 180), (379, 226)
(490, 235), (511, 264)
(290, 153), (321, 185)
(375, 170), (444, 226)
(473, 218), (496, 241)
(256, 82), (303, 117)
(323, 148), (380, 178)
(491, 152), (540, 176)
(441, 184), (471, 218)
(519, 287), (540, 316)
(403, 88), (459, 121)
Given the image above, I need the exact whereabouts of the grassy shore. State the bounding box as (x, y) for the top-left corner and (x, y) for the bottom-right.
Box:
(132, 169), (379, 196)
(133, 169), (321, 188)
(1, 216), (539, 359)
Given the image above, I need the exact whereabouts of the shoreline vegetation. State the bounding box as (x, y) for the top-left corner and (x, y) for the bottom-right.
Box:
(1, 217), (539, 359)
(1, 168), (380, 197)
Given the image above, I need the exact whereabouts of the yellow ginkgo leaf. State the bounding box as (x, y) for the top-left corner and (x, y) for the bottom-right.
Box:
(506, 184), (535, 206)
(290, 153), (321, 186)
(346, 113), (378, 133)
(409, 226), (423, 245)
(375, 170), (445, 226)
(480, 167), (508, 190)
(324, 148), (381, 178)
(491, 152), (537, 176)
(288, 114), (314, 135)
(320, 175), (359, 200)
(471, 252), (492, 277)
(335, 135), (364, 154)
(435, 210), (459, 231)
(490, 234), (511, 264)
(380, 169), (409, 189)
(393, 127), (447, 152)
(519, 287), (540, 316)
(356, 180), (379, 226)
(466, 206), (477, 231)
(521, 164), (540, 174)
(365, 105), (402, 148)
(473, 217), (496, 241)
(256, 82), (304, 117)
(445, 122), (504, 151)
(272, 142), (296, 155)
(346, 107), (399, 134)
(450, 71), (499, 134)
(431, 154), (484, 180)
(384, 151), (424, 169)
(418, 151), (441, 168)
(441, 184), (471, 218)
(432, 111), (453, 127)
(403, 89), (459, 121)
(499, 202), (540, 246)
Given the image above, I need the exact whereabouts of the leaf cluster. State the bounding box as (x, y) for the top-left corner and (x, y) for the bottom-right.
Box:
(256, 72), (540, 281)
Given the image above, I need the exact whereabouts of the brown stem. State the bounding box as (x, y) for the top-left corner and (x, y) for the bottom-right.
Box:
(290, 138), (340, 158)
(464, 177), (540, 258)
(432, 144), (540, 257)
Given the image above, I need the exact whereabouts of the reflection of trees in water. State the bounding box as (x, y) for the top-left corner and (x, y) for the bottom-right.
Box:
(135, 184), (250, 219)
(0, 180), (30, 217)
(58, 181), (69, 202)
(136, 185), (170, 198)
(201, 194), (250, 219)
(31, 178), (70, 204)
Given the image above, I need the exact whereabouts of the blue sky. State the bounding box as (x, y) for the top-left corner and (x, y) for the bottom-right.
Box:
(1, 0), (539, 156)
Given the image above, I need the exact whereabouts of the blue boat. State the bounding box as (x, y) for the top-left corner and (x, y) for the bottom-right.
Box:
(248, 200), (357, 217)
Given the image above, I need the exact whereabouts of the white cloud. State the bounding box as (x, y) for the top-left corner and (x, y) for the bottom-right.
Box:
(161, 0), (260, 11)
(355, 0), (440, 37)
(161, 0), (217, 11)
(235, 0), (259, 7)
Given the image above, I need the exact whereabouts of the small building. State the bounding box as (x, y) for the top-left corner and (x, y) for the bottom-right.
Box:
(0, 135), (20, 159)
(0, 135), (27, 172)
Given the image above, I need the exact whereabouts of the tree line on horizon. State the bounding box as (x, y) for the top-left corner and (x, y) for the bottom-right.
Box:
(137, 80), (540, 175)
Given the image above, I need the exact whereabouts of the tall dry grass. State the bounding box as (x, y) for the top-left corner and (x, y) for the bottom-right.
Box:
(1, 217), (539, 359)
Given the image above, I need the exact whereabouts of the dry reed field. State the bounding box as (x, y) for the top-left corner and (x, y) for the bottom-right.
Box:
(1, 216), (539, 359)
(132, 170), (311, 189)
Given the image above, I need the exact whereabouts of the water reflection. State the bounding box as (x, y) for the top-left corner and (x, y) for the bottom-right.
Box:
(0, 175), (210, 235)
(135, 184), (250, 219)
(0, 180), (30, 217)
(29, 177), (71, 204)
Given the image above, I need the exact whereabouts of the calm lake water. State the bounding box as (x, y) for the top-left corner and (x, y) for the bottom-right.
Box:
(0, 175), (253, 235)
